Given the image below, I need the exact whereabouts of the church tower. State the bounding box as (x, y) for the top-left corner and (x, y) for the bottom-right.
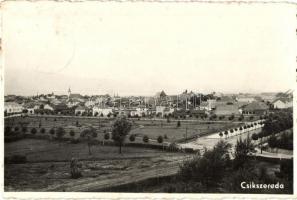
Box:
(68, 87), (71, 99)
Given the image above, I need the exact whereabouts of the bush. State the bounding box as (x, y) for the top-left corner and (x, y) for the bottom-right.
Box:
(31, 128), (37, 135)
(143, 135), (149, 143)
(251, 133), (258, 141)
(14, 127), (19, 132)
(157, 135), (163, 143)
(40, 128), (46, 134)
(177, 120), (181, 127)
(49, 128), (55, 135)
(164, 134), (168, 139)
(104, 133), (110, 140)
(184, 148), (194, 153)
(129, 134), (135, 142)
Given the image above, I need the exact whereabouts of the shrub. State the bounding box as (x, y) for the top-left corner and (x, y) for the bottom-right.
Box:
(157, 135), (163, 143)
(177, 121), (181, 127)
(251, 133), (258, 141)
(164, 134), (168, 139)
(143, 135), (149, 143)
(14, 127), (19, 132)
(40, 128), (46, 134)
(104, 133), (110, 140)
(129, 134), (135, 142)
(31, 128), (37, 135)
(49, 128), (55, 135)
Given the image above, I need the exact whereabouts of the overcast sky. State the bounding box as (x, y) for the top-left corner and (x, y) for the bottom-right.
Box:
(3, 2), (296, 96)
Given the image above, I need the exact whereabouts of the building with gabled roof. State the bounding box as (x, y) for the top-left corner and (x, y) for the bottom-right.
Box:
(272, 98), (293, 109)
(241, 102), (269, 115)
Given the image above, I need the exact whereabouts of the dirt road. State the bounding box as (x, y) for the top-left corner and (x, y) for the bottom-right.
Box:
(43, 155), (192, 192)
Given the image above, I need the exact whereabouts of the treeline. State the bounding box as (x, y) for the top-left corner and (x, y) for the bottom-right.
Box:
(159, 138), (293, 194)
(268, 130), (293, 150)
(260, 109), (292, 138)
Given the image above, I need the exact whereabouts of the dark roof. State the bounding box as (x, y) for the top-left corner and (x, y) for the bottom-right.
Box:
(242, 102), (269, 111)
(272, 98), (292, 104)
(69, 94), (83, 99)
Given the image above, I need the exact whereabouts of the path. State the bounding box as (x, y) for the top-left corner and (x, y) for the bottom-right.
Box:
(44, 155), (192, 192)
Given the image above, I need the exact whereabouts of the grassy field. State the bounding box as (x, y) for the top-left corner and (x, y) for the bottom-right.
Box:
(5, 116), (242, 143)
(5, 139), (188, 191)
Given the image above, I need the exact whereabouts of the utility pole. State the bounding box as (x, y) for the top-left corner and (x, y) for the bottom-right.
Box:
(185, 126), (188, 141)
(260, 136), (263, 154)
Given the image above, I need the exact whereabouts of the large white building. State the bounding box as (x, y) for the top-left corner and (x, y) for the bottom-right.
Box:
(92, 106), (113, 117)
(4, 102), (23, 115)
(272, 98), (293, 109)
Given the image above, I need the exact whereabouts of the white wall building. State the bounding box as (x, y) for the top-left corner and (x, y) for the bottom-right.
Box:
(93, 106), (113, 116)
(4, 102), (23, 115)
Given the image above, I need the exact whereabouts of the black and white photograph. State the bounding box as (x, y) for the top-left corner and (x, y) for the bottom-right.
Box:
(1, 1), (296, 197)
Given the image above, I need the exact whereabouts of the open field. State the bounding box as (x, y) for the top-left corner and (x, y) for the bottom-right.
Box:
(5, 139), (190, 191)
(5, 116), (242, 143)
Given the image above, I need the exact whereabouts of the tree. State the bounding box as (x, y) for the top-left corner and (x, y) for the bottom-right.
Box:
(251, 133), (258, 141)
(234, 135), (255, 169)
(177, 120), (181, 128)
(178, 140), (232, 186)
(219, 132), (223, 139)
(129, 134), (135, 142)
(31, 128), (37, 135)
(143, 135), (149, 143)
(268, 134), (278, 149)
(111, 117), (132, 154)
(80, 127), (98, 155)
(56, 127), (66, 139)
(157, 135), (163, 143)
(14, 127), (19, 132)
(230, 129), (234, 135)
(224, 130), (228, 138)
(103, 132), (110, 145)
(49, 128), (55, 137)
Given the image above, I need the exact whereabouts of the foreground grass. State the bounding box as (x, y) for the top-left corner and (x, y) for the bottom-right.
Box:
(5, 139), (187, 191)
